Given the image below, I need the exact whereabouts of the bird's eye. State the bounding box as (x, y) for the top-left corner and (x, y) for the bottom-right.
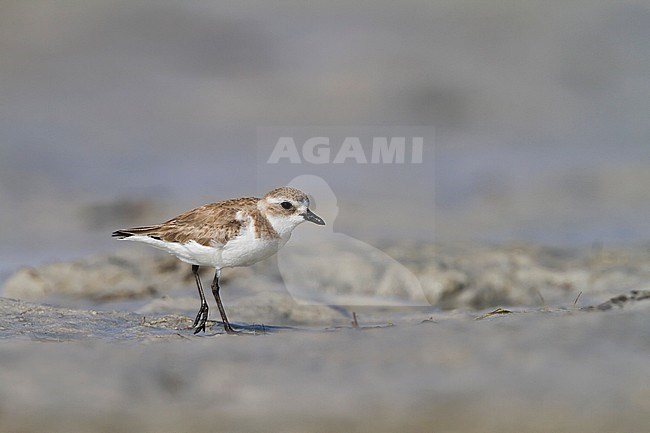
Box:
(280, 201), (293, 210)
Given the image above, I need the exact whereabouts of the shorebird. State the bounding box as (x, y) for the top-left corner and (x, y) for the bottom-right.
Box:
(112, 187), (325, 334)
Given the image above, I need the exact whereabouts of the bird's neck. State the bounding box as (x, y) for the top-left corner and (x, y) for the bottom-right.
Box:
(265, 213), (297, 239)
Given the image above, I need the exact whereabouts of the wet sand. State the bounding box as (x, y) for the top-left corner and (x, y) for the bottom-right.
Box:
(2, 244), (650, 432)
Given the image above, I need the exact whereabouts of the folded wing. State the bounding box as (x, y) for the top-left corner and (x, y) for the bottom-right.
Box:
(112, 198), (258, 246)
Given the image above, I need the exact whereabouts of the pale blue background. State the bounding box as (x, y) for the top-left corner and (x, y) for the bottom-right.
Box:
(2, 1), (650, 277)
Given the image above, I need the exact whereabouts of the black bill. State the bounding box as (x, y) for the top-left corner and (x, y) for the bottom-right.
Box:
(301, 209), (325, 225)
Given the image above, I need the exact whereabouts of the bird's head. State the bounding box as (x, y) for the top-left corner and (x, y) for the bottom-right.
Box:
(260, 187), (325, 236)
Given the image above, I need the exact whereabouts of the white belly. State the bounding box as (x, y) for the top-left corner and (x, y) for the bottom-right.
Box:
(220, 235), (283, 268)
(121, 231), (291, 269)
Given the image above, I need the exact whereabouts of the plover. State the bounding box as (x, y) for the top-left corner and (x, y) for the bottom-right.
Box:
(112, 187), (325, 334)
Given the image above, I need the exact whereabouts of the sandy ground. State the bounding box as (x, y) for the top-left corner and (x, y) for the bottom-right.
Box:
(2, 244), (650, 432)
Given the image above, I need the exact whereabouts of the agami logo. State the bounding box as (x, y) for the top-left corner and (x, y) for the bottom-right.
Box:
(267, 136), (424, 164)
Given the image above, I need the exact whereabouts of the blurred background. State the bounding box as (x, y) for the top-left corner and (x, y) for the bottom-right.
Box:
(2, 0), (650, 279)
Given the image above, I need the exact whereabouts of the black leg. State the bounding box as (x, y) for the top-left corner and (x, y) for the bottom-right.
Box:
(192, 265), (209, 334)
(211, 269), (236, 334)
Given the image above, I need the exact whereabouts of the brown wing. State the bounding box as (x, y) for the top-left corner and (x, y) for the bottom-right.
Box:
(112, 197), (258, 246)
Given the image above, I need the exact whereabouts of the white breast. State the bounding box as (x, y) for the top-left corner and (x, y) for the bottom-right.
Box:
(219, 217), (291, 268)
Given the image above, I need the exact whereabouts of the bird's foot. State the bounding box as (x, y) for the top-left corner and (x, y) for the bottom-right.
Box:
(193, 303), (209, 334)
(222, 321), (239, 335)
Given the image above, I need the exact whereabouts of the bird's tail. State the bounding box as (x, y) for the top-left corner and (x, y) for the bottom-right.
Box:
(112, 226), (162, 239)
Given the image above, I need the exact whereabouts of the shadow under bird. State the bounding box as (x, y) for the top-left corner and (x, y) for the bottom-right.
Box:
(112, 187), (325, 334)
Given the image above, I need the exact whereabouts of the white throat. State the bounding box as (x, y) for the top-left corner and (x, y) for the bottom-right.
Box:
(264, 212), (303, 239)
